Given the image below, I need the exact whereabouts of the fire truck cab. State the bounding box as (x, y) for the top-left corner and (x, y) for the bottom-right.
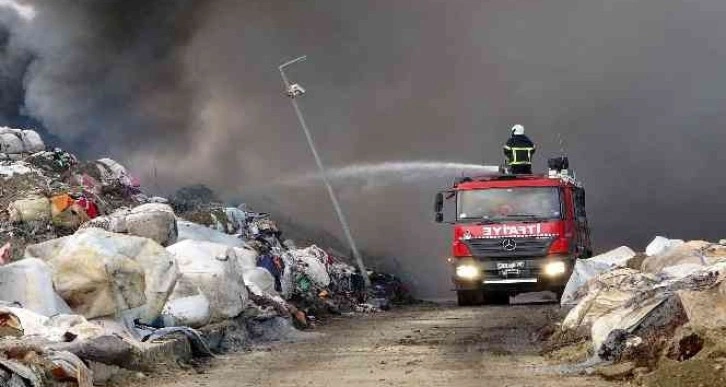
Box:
(435, 160), (591, 306)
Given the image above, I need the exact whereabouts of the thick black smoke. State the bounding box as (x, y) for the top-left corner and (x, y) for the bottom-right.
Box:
(5, 0), (205, 156)
(3, 0), (726, 297)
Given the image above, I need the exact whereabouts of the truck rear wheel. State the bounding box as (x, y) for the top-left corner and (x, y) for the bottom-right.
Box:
(456, 290), (483, 306)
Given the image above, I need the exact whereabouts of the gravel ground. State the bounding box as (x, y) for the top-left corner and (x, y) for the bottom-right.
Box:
(130, 303), (618, 387)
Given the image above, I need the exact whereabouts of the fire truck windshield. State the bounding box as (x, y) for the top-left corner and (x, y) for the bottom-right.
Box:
(457, 187), (562, 222)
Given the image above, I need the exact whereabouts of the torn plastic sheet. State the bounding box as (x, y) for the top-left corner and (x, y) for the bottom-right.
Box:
(47, 351), (93, 387)
(176, 220), (246, 247)
(561, 246), (636, 306)
(562, 268), (659, 332)
(645, 236), (685, 257)
(590, 296), (668, 351)
(0, 359), (41, 387)
(0, 258), (72, 317)
(642, 240), (712, 274)
(142, 326), (216, 357)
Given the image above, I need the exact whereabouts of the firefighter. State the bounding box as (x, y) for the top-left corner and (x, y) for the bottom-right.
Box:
(503, 124), (535, 174)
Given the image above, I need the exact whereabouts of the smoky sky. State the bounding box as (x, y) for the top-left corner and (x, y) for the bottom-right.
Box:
(3, 0), (726, 297)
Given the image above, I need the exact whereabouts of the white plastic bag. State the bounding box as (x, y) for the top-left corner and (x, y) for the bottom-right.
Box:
(0, 258), (71, 316)
(125, 203), (178, 246)
(26, 228), (179, 322)
(561, 246), (636, 306)
(645, 236), (684, 257)
(20, 130), (45, 153)
(8, 196), (51, 223)
(244, 267), (277, 296)
(161, 293), (211, 328)
(642, 240), (709, 274)
(661, 263), (705, 279)
(166, 240), (247, 322)
(0, 163), (33, 179)
(0, 128), (23, 154)
(231, 245), (259, 273)
(224, 207), (248, 233)
(96, 158), (130, 185)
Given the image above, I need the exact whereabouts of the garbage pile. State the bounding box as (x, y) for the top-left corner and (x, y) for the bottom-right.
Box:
(550, 236), (726, 385)
(0, 128), (409, 385)
(1, 130), (145, 262)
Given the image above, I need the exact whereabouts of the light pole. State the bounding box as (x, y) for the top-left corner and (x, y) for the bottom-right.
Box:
(278, 56), (371, 289)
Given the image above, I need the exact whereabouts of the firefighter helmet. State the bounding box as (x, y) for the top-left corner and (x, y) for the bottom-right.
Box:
(511, 124), (525, 135)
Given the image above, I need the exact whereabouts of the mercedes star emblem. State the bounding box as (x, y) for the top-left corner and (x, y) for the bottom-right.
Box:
(501, 238), (517, 251)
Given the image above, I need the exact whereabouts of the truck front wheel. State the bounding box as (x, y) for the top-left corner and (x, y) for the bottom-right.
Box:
(456, 290), (483, 306)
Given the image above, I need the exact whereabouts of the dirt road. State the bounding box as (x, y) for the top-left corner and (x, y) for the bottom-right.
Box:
(135, 303), (616, 387)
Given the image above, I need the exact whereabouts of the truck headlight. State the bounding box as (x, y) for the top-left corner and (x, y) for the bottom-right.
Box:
(543, 261), (566, 277)
(456, 264), (480, 280)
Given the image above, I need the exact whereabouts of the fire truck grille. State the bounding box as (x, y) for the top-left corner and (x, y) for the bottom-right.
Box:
(464, 237), (554, 258)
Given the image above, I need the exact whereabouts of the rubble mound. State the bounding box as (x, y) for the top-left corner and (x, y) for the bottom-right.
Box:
(549, 236), (726, 386)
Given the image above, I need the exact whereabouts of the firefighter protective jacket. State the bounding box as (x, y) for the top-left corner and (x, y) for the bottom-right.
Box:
(503, 135), (535, 166)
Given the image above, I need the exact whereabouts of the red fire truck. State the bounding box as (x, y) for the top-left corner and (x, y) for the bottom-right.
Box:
(434, 158), (591, 305)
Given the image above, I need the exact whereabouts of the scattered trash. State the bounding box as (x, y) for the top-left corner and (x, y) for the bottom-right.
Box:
(246, 316), (315, 343)
(280, 245), (331, 298)
(142, 326), (216, 357)
(0, 163), (33, 180)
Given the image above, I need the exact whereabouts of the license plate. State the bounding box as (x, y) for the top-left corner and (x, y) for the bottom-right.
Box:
(496, 261), (525, 270)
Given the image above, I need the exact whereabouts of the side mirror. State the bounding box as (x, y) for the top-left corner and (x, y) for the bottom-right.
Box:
(434, 192), (444, 223)
(434, 192), (444, 213)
